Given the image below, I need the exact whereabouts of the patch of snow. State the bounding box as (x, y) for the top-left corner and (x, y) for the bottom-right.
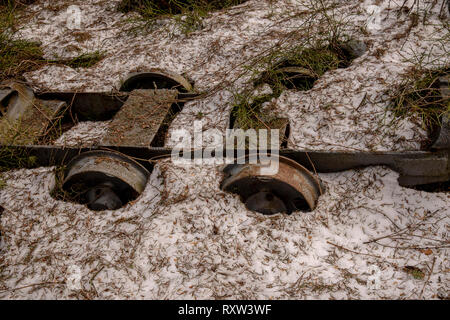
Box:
(53, 121), (110, 147)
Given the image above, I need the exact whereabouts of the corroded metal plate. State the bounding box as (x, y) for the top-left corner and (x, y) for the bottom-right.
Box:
(102, 89), (178, 147)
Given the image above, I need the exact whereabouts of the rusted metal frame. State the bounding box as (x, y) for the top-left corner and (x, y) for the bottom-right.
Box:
(3, 145), (448, 186)
(33, 91), (196, 121)
(2, 80), (449, 187)
(282, 149), (450, 186)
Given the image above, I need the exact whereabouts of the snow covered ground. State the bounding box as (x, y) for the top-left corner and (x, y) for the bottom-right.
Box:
(0, 0), (448, 299)
(0, 162), (448, 299)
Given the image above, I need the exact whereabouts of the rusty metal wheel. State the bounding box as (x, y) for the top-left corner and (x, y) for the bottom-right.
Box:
(221, 155), (323, 215)
(120, 69), (193, 93)
(0, 82), (35, 121)
(62, 150), (150, 211)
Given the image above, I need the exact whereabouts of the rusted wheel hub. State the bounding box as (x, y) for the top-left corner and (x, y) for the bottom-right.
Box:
(221, 155), (322, 215)
(62, 150), (149, 211)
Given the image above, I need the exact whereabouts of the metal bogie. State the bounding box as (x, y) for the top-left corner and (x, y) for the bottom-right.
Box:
(3, 143), (449, 189)
(0, 68), (448, 216)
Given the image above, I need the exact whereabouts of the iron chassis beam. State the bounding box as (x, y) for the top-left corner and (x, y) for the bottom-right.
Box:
(3, 145), (449, 187)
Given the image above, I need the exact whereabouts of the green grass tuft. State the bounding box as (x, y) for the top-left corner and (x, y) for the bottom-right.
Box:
(0, 4), (104, 82)
(403, 266), (425, 280)
(390, 67), (449, 135)
(0, 175), (6, 189)
(0, 146), (36, 172)
(54, 51), (105, 69)
(119, 0), (248, 34)
(0, 38), (43, 80)
(0, 3), (43, 81)
(256, 41), (360, 94)
(231, 93), (279, 131)
(230, 91), (290, 147)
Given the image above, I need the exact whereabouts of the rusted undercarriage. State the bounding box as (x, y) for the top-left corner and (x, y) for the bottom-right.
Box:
(1, 70), (449, 214)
